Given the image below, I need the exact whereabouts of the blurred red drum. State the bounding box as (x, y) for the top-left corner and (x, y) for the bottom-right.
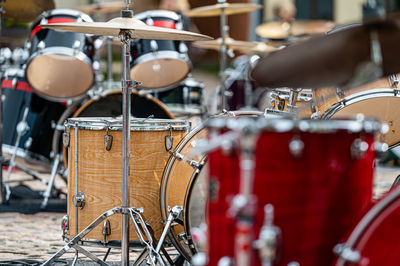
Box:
(335, 186), (400, 266)
(206, 117), (383, 266)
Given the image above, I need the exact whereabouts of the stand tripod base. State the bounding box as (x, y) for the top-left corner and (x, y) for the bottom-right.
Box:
(43, 206), (175, 266)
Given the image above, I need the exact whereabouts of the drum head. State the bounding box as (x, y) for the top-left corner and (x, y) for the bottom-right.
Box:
(26, 52), (93, 100)
(330, 96), (400, 147)
(131, 57), (190, 89)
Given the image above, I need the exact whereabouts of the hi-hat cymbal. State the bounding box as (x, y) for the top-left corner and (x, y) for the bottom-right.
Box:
(193, 37), (276, 54)
(256, 20), (335, 39)
(183, 3), (262, 17)
(41, 16), (213, 40)
(78, 1), (128, 14)
(251, 15), (400, 89)
(0, 0), (55, 21)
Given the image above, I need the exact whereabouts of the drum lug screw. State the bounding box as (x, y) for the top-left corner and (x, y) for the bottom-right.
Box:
(289, 137), (304, 158)
(104, 128), (113, 151)
(102, 220), (111, 245)
(374, 142), (389, 158)
(351, 138), (369, 160)
(333, 243), (361, 263)
(63, 132), (70, 148)
(61, 215), (69, 235)
(72, 191), (86, 209)
(165, 127), (174, 151)
(73, 40), (81, 55)
(37, 41), (45, 53)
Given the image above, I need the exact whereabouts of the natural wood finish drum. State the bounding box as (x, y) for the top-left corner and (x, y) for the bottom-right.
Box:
(65, 118), (188, 243)
(313, 75), (400, 147)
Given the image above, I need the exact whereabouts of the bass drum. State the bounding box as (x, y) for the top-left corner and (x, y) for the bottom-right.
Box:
(335, 187), (400, 266)
(314, 74), (400, 147)
(62, 89), (174, 167)
(159, 110), (263, 261)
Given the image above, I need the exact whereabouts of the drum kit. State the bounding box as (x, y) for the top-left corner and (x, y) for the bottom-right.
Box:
(1, 0), (400, 265)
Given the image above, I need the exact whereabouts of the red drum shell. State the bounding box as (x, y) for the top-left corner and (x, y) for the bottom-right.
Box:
(335, 188), (400, 266)
(207, 124), (375, 266)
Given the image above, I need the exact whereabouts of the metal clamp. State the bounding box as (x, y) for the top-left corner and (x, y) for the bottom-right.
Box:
(289, 137), (304, 158)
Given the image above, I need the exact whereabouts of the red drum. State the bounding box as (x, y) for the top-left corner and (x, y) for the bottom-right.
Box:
(335, 187), (400, 266)
(206, 118), (380, 266)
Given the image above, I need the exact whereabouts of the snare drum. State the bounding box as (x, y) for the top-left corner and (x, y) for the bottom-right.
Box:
(130, 10), (191, 90)
(64, 118), (190, 245)
(26, 9), (95, 101)
(1, 68), (66, 172)
(207, 118), (380, 265)
(160, 111), (263, 261)
(153, 77), (204, 116)
(335, 187), (400, 266)
(313, 74), (400, 146)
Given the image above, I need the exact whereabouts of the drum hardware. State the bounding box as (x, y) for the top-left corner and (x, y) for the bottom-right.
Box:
(253, 204), (282, 266)
(4, 107), (29, 201)
(333, 244), (361, 264)
(102, 220), (112, 244)
(231, 124), (258, 266)
(40, 153), (61, 209)
(165, 127), (174, 151)
(104, 127), (113, 151)
(288, 137), (304, 158)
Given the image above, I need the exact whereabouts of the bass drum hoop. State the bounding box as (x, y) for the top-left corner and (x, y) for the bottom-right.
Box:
(62, 90), (174, 168)
(159, 110), (263, 261)
(335, 188), (400, 266)
(320, 89), (400, 147)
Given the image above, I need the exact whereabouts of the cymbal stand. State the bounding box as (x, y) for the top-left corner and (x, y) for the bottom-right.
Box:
(218, 0), (229, 111)
(43, 7), (167, 266)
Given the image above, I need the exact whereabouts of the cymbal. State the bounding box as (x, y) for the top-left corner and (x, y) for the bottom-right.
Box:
(183, 3), (262, 17)
(251, 15), (400, 89)
(0, 0), (55, 21)
(193, 37), (276, 54)
(256, 20), (335, 39)
(78, 1), (128, 14)
(41, 17), (213, 40)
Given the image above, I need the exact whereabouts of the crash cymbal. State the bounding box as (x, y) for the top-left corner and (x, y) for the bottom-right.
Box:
(78, 1), (128, 14)
(183, 3), (262, 17)
(251, 15), (400, 89)
(194, 37), (276, 54)
(41, 16), (213, 40)
(256, 20), (335, 39)
(0, 0), (54, 21)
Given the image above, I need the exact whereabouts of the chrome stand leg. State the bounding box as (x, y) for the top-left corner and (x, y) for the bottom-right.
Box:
(219, 1), (228, 112)
(156, 206), (183, 253)
(42, 207), (121, 266)
(71, 252), (78, 266)
(41, 154), (60, 209)
(4, 107), (29, 201)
